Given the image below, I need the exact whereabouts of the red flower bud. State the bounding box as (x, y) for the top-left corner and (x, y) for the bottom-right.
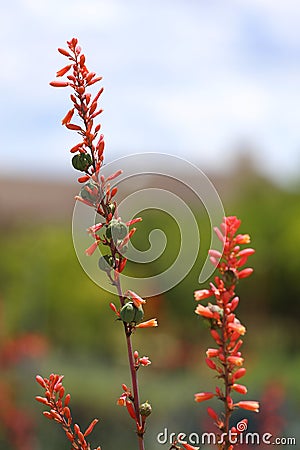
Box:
(84, 418), (99, 437)
(50, 81), (69, 87)
(58, 47), (71, 57)
(56, 64), (72, 77)
(232, 367), (247, 381)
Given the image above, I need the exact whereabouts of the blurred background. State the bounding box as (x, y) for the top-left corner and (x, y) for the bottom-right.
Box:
(1, 0), (300, 449)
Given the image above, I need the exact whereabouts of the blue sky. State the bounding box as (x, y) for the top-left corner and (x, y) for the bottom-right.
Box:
(1, 0), (300, 184)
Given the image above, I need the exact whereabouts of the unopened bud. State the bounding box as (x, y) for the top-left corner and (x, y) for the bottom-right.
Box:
(222, 269), (238, 289)
(139, 401), (152, 417)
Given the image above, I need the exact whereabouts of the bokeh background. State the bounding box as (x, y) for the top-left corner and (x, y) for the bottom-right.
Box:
(1, 1), (300, 449)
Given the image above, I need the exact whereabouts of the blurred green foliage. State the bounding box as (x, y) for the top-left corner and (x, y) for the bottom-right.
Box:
(1, 171), (300, 449)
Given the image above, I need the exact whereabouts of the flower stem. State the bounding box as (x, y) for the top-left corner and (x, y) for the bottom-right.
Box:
(115, 277), (145, 450)
(222, 309), (232, 450)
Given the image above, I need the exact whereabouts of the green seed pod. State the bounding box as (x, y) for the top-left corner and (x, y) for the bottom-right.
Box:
(222, 269), (238, 289)
(113, 222), (128, 240)
(133, 304), (144, 324)
(105, 219), (118, 239)
(139, 401), (152, 417)
(106, 220), (128, 242)
(80, 181), (95, 202)
(120, 301), (144, 324)
(120, 302), (135, 323)
(98, 255), (114, 272)
(72, 153), (92, 171)
(80, 181), (102, 203)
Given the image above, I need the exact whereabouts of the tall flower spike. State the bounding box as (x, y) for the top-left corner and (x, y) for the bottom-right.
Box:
(35, 374), (100, 450)
(194, 216), (259, 450)
(46, 38), (156, 450)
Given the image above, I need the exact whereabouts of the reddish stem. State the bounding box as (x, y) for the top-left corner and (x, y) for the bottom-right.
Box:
(221, 312), (232, 450)
(115, 277), (145, 450)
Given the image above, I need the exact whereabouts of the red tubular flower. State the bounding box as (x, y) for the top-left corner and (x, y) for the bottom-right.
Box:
(232, 384), (248, 394)
(206, 348), (219, 358)
(49, 81), (69, 87)
(207, 407), (219, 422)
(194, 392), (215, 402)
(227, 355), (244, 367)
(126, 400), (137, 420)
(138, 356), (151, 366)
(135, 318), (158, 328)
(227, 322), (246, 335)
(85, 240), (99, 256)
(78, 175), (90, 183)
(117, 257), (127, 273)
(205, 357), (217, 370)
(105, 169), (123, 182)
(232, 367), (247, 381)
(126, 217), (143, 226)
(237, 268), (254, 279)
(119, 228), (137, 249)
(56, 64), (72, 77)
(195, 304), (216, 319)
(126, 290), (146, 308)
(194, 289), (213, 301)
(117, 393), (127, 406)
(235, 401), (260, 412)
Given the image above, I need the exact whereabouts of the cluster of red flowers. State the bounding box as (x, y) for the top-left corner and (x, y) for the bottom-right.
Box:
(49, 37), (135, 276)
(193, 216), (259, 449)
(50, 38), (104, 183)
(36, 374), (100, 450)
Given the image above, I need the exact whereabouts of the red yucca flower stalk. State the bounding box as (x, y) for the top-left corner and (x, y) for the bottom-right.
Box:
(193, 216), (259, 450)
(36, 374), (100, 450)
(36, 38), (157, 450)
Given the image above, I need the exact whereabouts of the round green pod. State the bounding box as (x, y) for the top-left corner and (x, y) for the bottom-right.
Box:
(139, 401), (152, 417)
(113, 222), (128, 240)
(105, 219), (118, 240)
(120, 301), (144, 324)
(72, 153), (92, 171)
(120, 302), (136, 323)
(133, 305), (144, 324)
(80, 181), (95, 202)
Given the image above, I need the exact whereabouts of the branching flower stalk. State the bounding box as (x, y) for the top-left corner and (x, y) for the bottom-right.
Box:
(193, 216), (259, 450)
(36, 38), (157, 450)
(36, 374), (100, 450)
